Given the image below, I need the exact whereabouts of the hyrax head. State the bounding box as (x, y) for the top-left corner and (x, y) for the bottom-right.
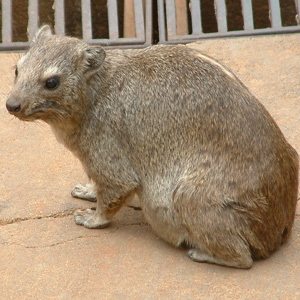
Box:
(6, 25), (106, 124)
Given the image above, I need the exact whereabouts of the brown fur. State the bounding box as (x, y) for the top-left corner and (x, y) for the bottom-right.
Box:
(6, 26), (299, 268)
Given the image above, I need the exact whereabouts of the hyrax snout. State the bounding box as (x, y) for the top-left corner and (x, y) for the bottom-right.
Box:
(6, 25), (299, 268)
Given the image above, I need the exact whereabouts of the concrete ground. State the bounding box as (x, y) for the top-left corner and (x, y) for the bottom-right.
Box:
(0, 34), (299, 299)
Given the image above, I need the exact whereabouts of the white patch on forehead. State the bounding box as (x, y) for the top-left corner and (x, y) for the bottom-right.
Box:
(42, 65), (60, 79)
(195, 52), (235, 79)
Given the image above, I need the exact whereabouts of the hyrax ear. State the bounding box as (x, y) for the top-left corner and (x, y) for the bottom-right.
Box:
(31, 25), (53, 44)
(82, 46), (106, 76)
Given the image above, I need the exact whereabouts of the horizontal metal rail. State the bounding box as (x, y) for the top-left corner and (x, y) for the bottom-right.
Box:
(164, 25), (300, 43)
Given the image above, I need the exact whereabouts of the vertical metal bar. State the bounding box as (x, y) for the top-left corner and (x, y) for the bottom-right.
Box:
(166, 0), (177, 37)
(190, 0), (202, 35)
(124, 0), (136, 38)
(28, 0), (39, 41)
(241, 0), (254, 30)
(215, 0), (228, 33)
(157, 0), (166, 42)
(81, 0), (92, 40)
(268, 0), (282, 28)
(144, 0), (152, 45)
(133, 0), (144, 38)
(175, 0), (188, 35)
(107, 0), (119, 39)
(54, 0), (65, 35)
(2, 0), (13, 43)
(295, 0), (300, 25)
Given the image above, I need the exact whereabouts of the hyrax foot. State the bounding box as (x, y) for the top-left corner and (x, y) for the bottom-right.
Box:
(71, 183), (97, 202)
(74, 208), (110, 229)
(188, 249), (253, 269)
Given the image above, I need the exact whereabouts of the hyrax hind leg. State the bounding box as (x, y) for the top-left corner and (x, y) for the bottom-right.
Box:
(174, 187), (254, 268)
(183, 208), (254, 268)
(185, 221), (253, 268)
(187, 237), (253, 269)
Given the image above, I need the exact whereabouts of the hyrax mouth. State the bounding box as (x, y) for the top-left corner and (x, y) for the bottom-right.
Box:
(6, 96), (58, 121)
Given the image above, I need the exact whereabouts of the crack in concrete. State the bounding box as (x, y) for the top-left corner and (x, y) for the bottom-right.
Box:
(0, 205), (143, 226)
(0, 235), (101, 249)
(0, 222), (148, 249)
(0, 208), (78, 226)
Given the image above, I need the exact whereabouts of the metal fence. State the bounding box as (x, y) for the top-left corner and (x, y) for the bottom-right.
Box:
(1, 0), (152, 50)
(1, 0), (300, 50)
(158, 0), (300, 43)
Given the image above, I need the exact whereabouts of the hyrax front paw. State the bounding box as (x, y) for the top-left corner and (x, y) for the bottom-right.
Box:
(74, 208), (110, 229)
(71, 183), (97, 202)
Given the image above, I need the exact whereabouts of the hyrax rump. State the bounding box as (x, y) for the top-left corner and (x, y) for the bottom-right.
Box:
(6, 26), (299, 268)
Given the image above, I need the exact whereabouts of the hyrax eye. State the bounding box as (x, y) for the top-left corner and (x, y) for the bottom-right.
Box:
(45, 76), (60, 90)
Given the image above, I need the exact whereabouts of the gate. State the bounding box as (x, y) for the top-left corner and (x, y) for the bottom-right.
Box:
(0, 0), (300, 50)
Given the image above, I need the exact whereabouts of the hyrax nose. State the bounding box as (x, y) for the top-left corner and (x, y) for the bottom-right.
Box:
(6, 98), (21, 113)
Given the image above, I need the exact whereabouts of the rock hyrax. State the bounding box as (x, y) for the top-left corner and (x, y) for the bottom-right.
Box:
(6, 26), (299, 268)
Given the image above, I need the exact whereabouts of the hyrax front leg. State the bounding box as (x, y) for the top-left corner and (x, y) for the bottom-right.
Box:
(74, 188), (135, 229)
(71, 183), (97, 202)
(74, 207), (110, 229)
